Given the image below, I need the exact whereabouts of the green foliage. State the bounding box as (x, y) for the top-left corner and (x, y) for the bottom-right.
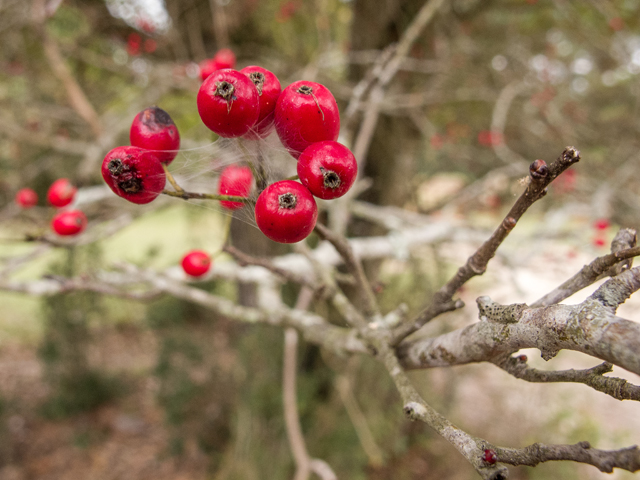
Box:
(39, 244), (122, 418)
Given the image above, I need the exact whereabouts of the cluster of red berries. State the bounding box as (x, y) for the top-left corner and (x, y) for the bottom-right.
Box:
(15, 179), (87, 236)
(197, 68), (357, 243)
(100, 49), (358, 276)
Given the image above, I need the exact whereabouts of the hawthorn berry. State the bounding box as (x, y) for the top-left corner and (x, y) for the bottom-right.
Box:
(101, 146), (166, 204)
(130, 106), (180, 165)
(240, 66), (282, 139)
(181, 250), (212, 277)
(297, 141), (357, 200)
(197, 69), (260, 138)
(47, 178), (77, 208)
(199, 48), (237, 81)
(51, 210), (87, 236)
(482, 449), (497, 465)
(15, 188), (38, 208)
(218, 165), (252, 210)
(274, 80), (340, 158)
(255, 180), (318, 243)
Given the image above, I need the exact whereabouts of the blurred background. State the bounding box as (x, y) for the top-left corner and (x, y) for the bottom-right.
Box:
(0, 0), (639, 479)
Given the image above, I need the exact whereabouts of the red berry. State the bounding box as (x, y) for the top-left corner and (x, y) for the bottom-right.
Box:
(51, 210), (87, 236)
(47, 178), (77, 208)
(101, 146), (166, 204)
(197, 69), (260, 138)
(199, 59), (218, 82)
(594, 218), (610, 231)
(240, 66), (282, 139)
(593, 236), (606, 248)
(130, 106), (181, 165)
(199, 48), (237, 81)
(218, 165), (253, 210)
(15, 188), (38, 208)
(297, 141), (357, 200)
(213, 48), (236, 70)
(482, 449), (497, 464)
(274, 80), (340, 158)
(181, 250), (212, 277)
(255, 180), (318, 243)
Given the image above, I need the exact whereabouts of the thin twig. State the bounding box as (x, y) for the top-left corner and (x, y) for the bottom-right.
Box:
(493, 356), (640, 401)
(223, 245), (325, 295)
(161, 189), (248, 203)
(314, 222), (379, 318)
(495, 441), (640, 473)
(284, 288), (337, 480)
(391, 146), (581, 344)
(162, 164), (184, 194)
(532, 228), (638, 307)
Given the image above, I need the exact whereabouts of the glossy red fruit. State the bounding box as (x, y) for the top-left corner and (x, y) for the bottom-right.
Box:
(101, 146), (166, 204)
(130, 106), (180, 165)
(297, 141), (357, 199)
(47, 178), (77, 208)
(51, 210), (87, 236)
(197, 69), (260, 138)
(255, 180), (318, 244)
(199, 48), (237, 81)
(240, 66), (282, 139)
(218, 165), (252, 210)
(181, 250), (212, 277)
(274, 80), (340, 158)
(15, 188), (38, 208)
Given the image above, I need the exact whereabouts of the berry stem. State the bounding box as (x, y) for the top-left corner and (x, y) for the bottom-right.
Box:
(161, 189), (248, 203)
(284, 174), (300, 181)
(162, 164), (184, 194)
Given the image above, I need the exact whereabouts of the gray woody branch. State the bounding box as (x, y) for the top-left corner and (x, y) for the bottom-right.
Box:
(398, 266), (640, 376)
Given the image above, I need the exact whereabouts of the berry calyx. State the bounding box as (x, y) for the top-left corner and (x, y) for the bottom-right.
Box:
(240, 66), (282, 139)
(129, 106), (180, 165)
(255, 180), (318, 243)
(15, 188), (38, 208)
(197, 69), (260, 138)
(51, 210), (87, 236)
(274, 80), (340, 158)
(47, 178), (77, 208)
(101, 146), (166, 204)
(482, 449), (497, 465)
(181, 250), (212, 277)
(218, 165), (253, 210)
(297, 141), (358, 199)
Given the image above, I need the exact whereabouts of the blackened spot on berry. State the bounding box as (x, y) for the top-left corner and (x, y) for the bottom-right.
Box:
(215, 81), (236, 102)
(142, 107), (174, 129)
(249, 71), (265, 95)
(119, 177), (142, 193)
(278, 192), (298, 209)
(108, 158), (124, 176)
(152, 107), (174, 126)
(321, 168), (341, 190)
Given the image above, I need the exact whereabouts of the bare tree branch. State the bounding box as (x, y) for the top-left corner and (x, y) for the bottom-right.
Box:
(493, 356), (640, 401)
(495, 441), (640, 473)
(399, 267), (640, 375)
(533, 228), (638, 307)
(391, 146), (581, 345)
